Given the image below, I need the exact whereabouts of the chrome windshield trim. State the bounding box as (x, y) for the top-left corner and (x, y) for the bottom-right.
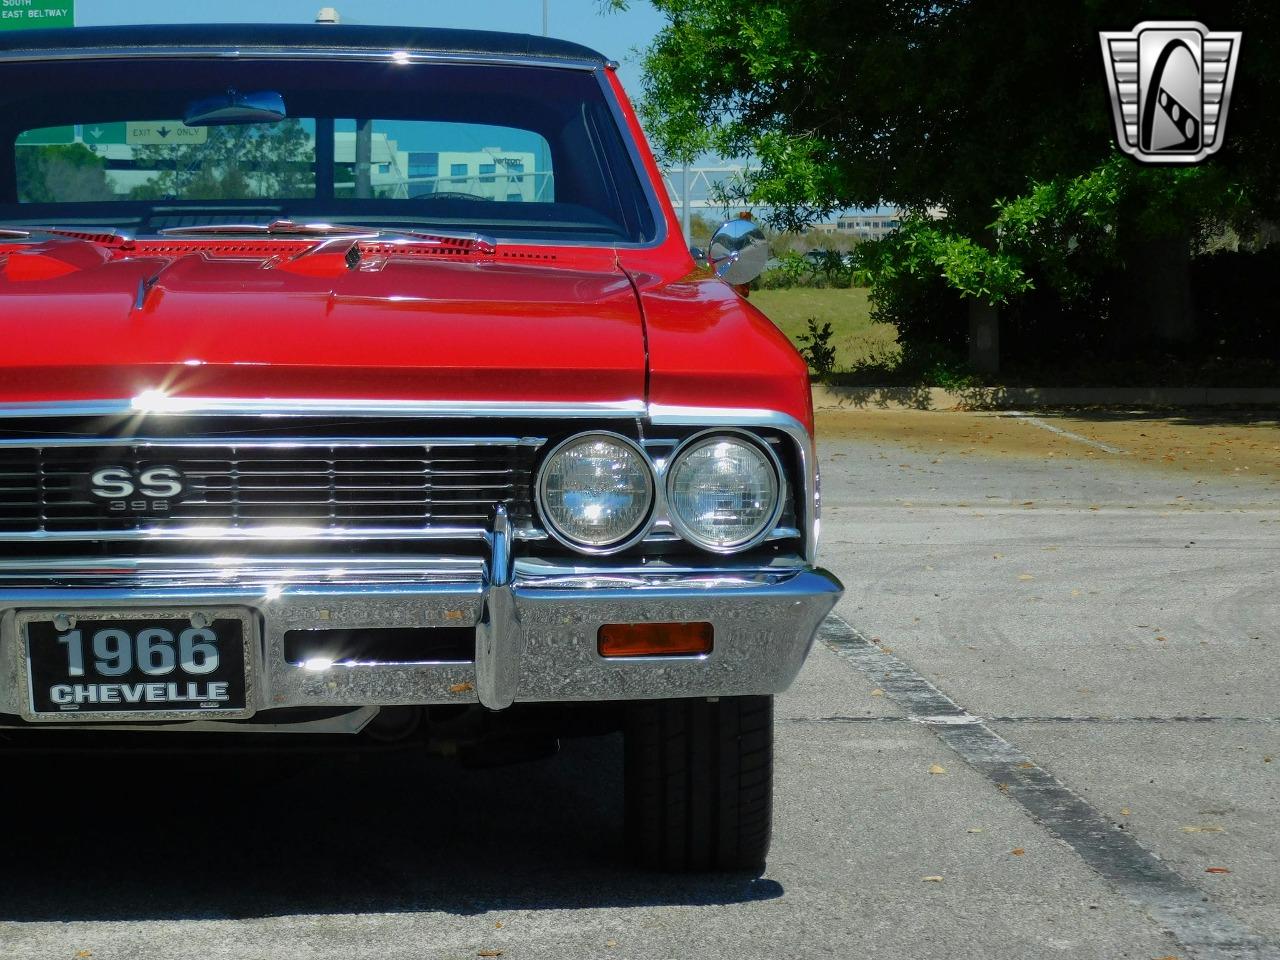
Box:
(0, 46), (601, 71)
(0, 51), (670, 253)
(0, 397), (647, 419)
(591, 68), (671, 252)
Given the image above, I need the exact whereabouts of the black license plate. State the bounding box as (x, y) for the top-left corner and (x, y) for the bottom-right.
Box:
(24, 613), (249, 718)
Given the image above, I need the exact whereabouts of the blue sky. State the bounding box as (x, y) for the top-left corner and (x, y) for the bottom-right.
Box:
(75, 0), (664, 92)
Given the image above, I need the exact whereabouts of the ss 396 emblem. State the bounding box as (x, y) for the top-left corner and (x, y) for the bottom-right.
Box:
(89, 466), (186, 513)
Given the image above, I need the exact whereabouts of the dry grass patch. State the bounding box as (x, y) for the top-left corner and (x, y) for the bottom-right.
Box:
(750, 287), (898, 372)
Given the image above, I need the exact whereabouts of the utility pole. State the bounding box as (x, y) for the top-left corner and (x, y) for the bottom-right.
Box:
(536, 0), (550, 201)
(319, 7), (373, 200)
(355, 119), (373, 199)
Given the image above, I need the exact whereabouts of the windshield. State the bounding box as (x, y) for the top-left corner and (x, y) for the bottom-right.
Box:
(0, 57), (658, 245)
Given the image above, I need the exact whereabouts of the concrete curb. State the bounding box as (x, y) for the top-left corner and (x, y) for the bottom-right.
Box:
(812, 385), (1280, 411)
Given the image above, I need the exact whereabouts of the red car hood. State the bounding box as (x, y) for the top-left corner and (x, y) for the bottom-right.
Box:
(0, 239), (646, 407)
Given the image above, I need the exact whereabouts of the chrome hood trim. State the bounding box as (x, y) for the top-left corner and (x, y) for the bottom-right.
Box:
(0, 397), (648, 419)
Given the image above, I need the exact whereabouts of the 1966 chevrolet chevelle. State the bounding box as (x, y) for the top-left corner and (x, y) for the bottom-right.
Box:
(0, 23), (842, 871)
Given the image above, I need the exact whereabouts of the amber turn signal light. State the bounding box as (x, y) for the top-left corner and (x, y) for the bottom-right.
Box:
(597, 622), (713, 658)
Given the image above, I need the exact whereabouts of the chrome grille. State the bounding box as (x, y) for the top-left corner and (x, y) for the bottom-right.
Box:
(0, 441), (538, 535)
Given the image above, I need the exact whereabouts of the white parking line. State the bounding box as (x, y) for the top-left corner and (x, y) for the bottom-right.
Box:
(1003, 411), (1129, 454)
(819, 615), (1280, 960)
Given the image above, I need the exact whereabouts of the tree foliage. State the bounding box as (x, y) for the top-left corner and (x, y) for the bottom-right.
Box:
(615, 1), (1278, 229)
(16, 144), (110, 203)
(612, 0), (1280, 357)
(128, 120), (313, 200)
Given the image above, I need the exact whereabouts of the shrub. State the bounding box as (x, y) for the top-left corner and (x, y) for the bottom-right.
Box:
(796, 317), (838, 382)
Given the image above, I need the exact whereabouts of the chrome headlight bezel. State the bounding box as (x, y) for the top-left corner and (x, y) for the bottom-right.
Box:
(663, 430), (786, 554)
(535, 430), (656, 554)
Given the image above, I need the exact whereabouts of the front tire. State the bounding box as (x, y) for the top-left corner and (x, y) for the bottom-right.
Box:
(623, 695), (773, 872)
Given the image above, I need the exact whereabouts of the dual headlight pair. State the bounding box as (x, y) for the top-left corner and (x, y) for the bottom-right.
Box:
(537, 431), (783, 554)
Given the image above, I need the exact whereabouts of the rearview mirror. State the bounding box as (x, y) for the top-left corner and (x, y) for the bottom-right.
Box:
(706, 219), (768, 286)
(184, 89), (287, 127)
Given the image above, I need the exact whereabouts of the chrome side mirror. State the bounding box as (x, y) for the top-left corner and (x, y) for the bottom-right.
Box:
(706, 219), (768, 285)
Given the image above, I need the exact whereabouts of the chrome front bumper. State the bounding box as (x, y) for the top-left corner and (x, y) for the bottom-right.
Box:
(0, 551), (843, 719)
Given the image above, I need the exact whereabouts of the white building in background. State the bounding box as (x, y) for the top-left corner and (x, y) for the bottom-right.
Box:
(334, 130), (407, 196)
(334, 135), (538, 202)
(397, 147), (539, 202)
(812, 206), (947, 238)
(812, 211), (902, 239)
(65, 129), (539, 202)
(832, 212), (902, 238)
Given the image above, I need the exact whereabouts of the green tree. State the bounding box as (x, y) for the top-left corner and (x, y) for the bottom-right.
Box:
(16, 144), (110, 203)
(613, 0), (1280, 353)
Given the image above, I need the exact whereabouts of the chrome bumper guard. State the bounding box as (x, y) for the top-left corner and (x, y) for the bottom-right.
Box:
(0, 511), (843, 717)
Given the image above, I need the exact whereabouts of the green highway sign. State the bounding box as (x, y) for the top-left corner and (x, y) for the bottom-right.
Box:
(82, 122), (127, 145)
(0, 0), (74, 31)
(16, 125), (75, 145)
(81, 121), (208, 146)
(126, 121), (207, 145)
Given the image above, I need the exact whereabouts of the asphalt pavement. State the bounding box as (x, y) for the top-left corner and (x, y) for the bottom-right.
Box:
(1, 409), (1277, 960)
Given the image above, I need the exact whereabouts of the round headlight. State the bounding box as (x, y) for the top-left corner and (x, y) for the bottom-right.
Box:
(538, 433), (654, 550)
(666, 435), (782, 551)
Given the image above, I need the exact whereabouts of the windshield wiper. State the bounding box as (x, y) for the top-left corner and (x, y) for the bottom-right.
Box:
(158, 220), (369, 238)
(372, 227), (497, 254)
(159, 220), (497, 253)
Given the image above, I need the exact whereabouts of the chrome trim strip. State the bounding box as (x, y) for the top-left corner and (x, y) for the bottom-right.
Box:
(0, 397), (647, 419)
(0, 527), (494, 544)
(0, 435), (545, 449)
(0, 555), (487, 589)
(512, 555), (809, 579)
(0, 554), (803, 581)
(0, 555), (486, 572)
(0, 46), (602, 71)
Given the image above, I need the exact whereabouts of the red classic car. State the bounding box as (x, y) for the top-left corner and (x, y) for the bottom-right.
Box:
(0, 24), (842, 871)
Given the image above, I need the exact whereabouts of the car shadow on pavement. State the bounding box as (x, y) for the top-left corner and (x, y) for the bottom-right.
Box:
(1022, 408), (1280, 429)
(0, 733), (783, 921)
